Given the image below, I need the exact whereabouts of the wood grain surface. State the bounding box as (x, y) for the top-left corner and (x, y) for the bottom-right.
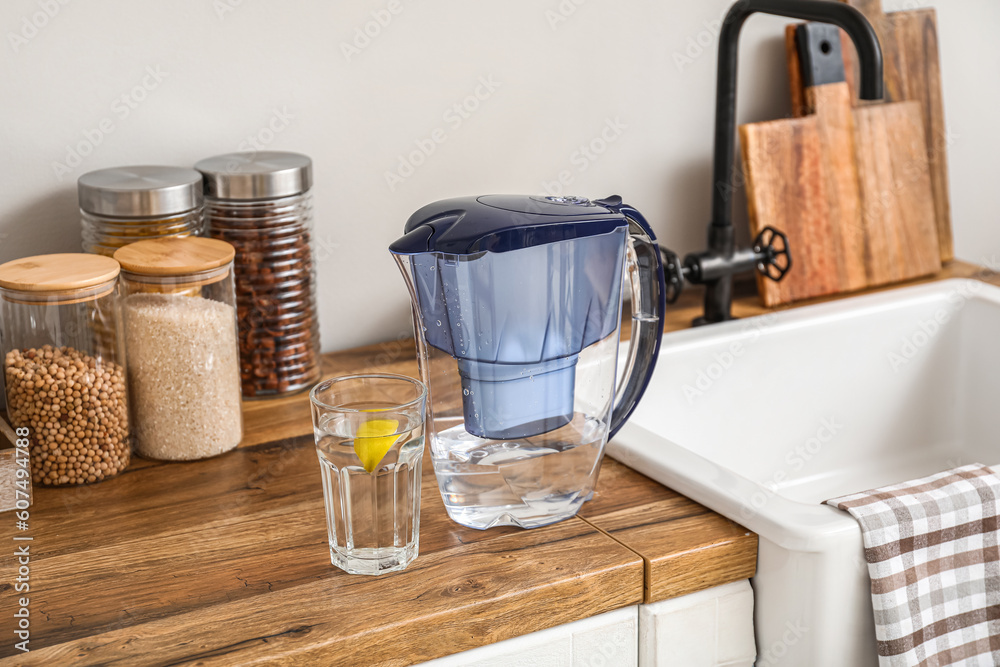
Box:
(112, 237), (235, 275)
(741, 81), (866, 306)
(1, 429), (646, 665)
(806, 83), (869, 291)
(789, 3), (954, 263)
(579, 459), (757, 603)
(853, 100), (941, 285)
(0, 253), (119, 293)
(750, 38), (943, 304)
(786, 21), (942, 288)
(0, 323), (757, 664)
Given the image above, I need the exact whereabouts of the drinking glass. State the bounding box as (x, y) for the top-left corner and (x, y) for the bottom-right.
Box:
(310, 374), (427, 575)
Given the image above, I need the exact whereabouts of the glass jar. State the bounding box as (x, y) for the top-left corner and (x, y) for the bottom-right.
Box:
(114, 237), (243, 460)
(0, 254), (130, 486)
(195, 151), (321, 398)
(79, 166), (205, 257)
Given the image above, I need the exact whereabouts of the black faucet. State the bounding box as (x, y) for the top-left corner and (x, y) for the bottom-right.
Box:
(662, 0), (884, 325)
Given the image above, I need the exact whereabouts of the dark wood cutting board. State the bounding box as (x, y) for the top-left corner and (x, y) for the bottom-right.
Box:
(852, 96), (941, 286)
(786, 0), (953, 262)
(788, 22), (941, 288)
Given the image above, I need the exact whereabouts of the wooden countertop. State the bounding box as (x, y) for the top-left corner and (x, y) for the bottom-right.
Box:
(5, 260), (990, 665)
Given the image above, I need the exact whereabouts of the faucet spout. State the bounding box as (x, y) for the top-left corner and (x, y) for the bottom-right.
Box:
(694, 0), (883, 324)
(713, 0), (882, 228)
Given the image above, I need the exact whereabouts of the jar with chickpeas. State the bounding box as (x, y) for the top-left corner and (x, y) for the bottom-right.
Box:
(0, 254), (130, 486)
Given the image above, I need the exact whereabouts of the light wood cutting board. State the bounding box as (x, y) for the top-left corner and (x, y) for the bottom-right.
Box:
(741, 80), (865, 306)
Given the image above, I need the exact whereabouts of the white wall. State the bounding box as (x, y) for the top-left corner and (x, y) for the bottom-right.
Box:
(1, 0), (996, 352)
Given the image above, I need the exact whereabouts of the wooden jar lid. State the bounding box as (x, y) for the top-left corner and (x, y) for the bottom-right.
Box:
(0, 253), (120, 293)
(114, 237), (235, 276)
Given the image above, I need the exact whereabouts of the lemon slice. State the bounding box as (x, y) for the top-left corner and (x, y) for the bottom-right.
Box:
(354, 418), (400, 473)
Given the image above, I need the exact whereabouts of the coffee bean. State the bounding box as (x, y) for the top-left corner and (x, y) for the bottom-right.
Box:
(206, 196), (320, 397)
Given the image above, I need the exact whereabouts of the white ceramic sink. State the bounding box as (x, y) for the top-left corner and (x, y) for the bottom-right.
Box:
(608, 278), (1000, 667)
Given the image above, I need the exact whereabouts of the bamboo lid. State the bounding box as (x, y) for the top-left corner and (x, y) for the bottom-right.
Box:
(114, 237), (235, 276)
(0, 253), (120, 293)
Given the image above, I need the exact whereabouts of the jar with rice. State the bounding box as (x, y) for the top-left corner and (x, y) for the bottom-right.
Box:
(114, 237), (242, 460)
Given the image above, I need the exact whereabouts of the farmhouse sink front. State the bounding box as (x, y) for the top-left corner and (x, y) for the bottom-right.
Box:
(609, 279), (1000, 667)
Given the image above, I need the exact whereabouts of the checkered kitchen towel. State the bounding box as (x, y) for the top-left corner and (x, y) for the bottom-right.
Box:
(827, 464), (1000, 667)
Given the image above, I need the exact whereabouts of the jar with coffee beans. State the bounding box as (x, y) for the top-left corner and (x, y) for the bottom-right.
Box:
(195, 151), (321, 398)
(79, 166), (205, 257)
(0, 254), (130, 486)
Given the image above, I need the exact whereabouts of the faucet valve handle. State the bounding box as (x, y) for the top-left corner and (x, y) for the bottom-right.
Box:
(660, 248), (686, 304)
(658, 226), (790, 307)
(753, 226), (792, 282)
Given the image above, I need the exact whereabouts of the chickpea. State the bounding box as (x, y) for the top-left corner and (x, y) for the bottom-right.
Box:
(4, 345), (129, 486)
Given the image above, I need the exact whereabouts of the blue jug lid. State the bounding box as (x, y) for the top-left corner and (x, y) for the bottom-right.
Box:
(389, 195), (629, 255)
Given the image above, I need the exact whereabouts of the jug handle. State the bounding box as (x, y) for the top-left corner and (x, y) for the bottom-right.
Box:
(596, 196), (666, 438)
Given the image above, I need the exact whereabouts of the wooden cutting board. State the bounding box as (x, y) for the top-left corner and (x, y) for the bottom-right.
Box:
(786, 0), (953, 262)
(852, 96), (941, 286)
(741, 81), (865, 306)
(790, 23), (941, 288)
(743, 23), (940, 306)
(742, 22), (867, 307)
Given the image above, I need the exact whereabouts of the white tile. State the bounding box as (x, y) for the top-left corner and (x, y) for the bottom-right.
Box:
(572, 607), (638, 667)
(660, 602), (716, 666)
(715, 583), (756, 665)
(639, 581), (755, 667)
(421, 607), (637, 667)
(422, 635), (573, 667)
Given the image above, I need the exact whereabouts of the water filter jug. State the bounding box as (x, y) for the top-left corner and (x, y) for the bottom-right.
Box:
(390, 195), (665, 529)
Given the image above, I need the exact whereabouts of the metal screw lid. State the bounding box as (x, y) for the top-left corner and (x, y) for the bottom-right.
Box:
(78, 166), (204, 218)
(194, 151), (313, 200)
